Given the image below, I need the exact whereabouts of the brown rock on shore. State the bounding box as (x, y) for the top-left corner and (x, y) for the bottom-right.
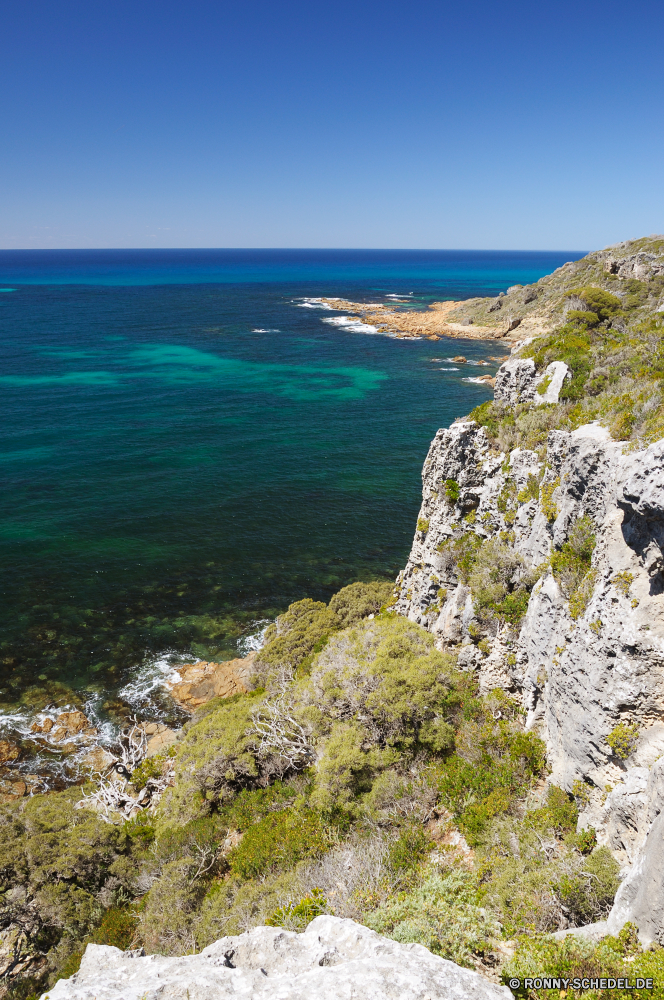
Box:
(143, 724), (179, 757)
(167, 652), (256, 712)
(0, 741), (20, 765)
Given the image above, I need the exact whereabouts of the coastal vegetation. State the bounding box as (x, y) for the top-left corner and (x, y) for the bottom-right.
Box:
(0, 584), (623, 997)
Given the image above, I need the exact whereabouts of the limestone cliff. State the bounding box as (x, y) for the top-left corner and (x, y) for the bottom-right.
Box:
(394, 235), (664, 944)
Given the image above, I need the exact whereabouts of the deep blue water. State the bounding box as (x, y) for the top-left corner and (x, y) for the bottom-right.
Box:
(0, 249), (583, 721)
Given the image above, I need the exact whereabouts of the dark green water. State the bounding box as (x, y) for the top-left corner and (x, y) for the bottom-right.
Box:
(0, 250), (582, 725)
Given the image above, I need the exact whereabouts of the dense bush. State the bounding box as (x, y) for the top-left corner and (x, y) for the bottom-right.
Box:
(366, 867), (501, 968)
(328, 580), (395, 626)
(254, 598), (340, 682)
(227, 808), (331, 879)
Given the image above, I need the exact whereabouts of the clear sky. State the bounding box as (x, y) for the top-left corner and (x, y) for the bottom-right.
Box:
(1, 0), (662, 250)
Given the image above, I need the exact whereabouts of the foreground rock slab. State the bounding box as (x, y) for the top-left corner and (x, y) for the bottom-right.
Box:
(43, 916), (510, 1000)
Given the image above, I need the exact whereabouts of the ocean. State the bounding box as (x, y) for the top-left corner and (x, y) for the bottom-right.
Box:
(0, 248), (582, 751)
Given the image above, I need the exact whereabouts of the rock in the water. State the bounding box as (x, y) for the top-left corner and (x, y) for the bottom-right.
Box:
(167, 653), (255, 712)
(48, 711), (97, 744)
(43, 916), (510, 1000)
(0, 740), (20, 764)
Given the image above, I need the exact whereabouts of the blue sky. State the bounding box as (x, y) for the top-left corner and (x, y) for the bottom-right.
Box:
(1, 0), (662, 250)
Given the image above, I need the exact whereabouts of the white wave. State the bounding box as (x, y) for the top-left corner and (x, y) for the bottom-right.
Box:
(438, 367), (459, 371)
(385, 293), (413, 298)
(118, 654), (183, 710)
(251, 328), (280, 333)
(82, 692), (119, 746)
(463, 376), (494, 385)
(237, 619), (272, 658)
(323, 316), (379, 335)
(0, 708), (32, 734)
(296, 298), (334, 309)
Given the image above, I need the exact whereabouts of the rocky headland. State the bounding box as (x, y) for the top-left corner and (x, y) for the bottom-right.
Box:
(318, 238), (664, 343)
(3, 236), (664, 1000)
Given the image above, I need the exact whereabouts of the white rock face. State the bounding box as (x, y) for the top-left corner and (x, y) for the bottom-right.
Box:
(42, 916), (510, 1000)
(394, 382), (664, 941)
(493, 358), (569, 406)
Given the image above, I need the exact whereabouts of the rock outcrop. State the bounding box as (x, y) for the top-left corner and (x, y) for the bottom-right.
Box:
(42, 916), (510, 1000)
(493, 358), (569, 405)
(166, 653), (255, 711)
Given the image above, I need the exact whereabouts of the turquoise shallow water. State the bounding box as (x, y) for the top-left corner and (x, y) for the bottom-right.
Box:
(0, 249), (583, 723)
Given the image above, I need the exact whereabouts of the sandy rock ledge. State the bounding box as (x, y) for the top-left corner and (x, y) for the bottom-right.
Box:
(43, 916), (510, 1000)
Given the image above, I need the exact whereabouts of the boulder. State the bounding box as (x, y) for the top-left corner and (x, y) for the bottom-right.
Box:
(145, 726), (179, 757)
(167, 652), (256, 712)
(0, 741), (20, 764)
(42, 915), (510, 1000)
(48, 711), (97, 743)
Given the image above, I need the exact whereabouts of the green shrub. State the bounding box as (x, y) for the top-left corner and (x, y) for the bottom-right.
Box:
(571, 779), (592, 807)
(550, 516), (596, 618)
(444, 478), (461, 502)
(524, 785), (578, 836)
(612, 571), (634, 596)
(566, 309), (600, 327)
(567, 827), (597, 854)
(417, 517), (430, 534)
(255, 598), (341, 680)
(216, 779), (303, 832)
(518, 474), (541, 503)
(90, 906), (138, 948)
(503, 932), (627, 998)
(310, 721), (391, 812)
(140, 855), (211, 955)
(569, 286), (623, 323)
(467, 401), (500, 438)
(388, 825), (434, 880)
(365, 867), (501, 968)
(156, 690), (266, 826)
(227, 808), (330, 880)
(556, 847), (620, 924)
(436, 720), (547, 844)
(466, 537), (533, 627)
(328, 580), (394, 627)
(130, 755), (165, 791)
(266, 887), (327, 930)
(606, 721), (639, 759)
(540, 478), (560, 521)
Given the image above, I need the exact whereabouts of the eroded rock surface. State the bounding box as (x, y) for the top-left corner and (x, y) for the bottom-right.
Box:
(167, 653), (255, 711)
(393, 375), (664, 942)
(43, 916), (510, 1000)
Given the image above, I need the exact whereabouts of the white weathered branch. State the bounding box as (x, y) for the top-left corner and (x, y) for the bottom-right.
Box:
(249, 698), (315, 770)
